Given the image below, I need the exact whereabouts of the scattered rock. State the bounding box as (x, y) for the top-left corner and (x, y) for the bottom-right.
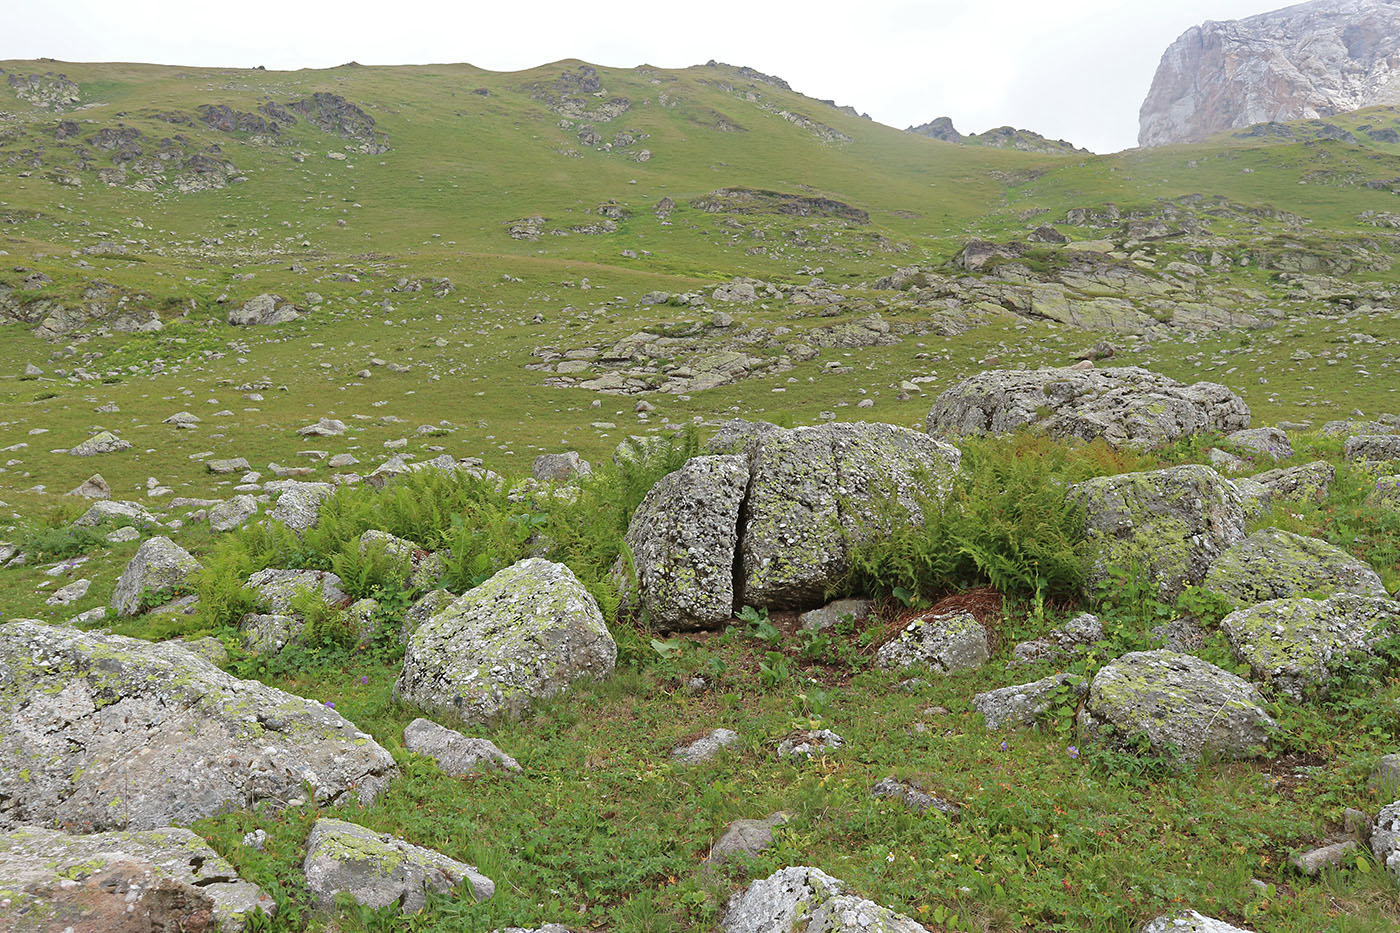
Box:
(776, 729), (844, 759)
(1251, 460), (1334, 502)
(1009, 613), (1102, 665)
(973, 673), (1088, 730)
(111, 536), (201, 616)
(532, 451), (591, 482)
(303, 818), (493, 914)
(672, 728), (739, 764)
(1224, 427), (1292, 462)
(876, 610), (989, 673)
(722, 866), (929, 933)
(269, 480), (334, 531)
(395, 559), (616, 725)
(209, 495), (259, 532)
(402, 717), (521, 775)
(1345, 435), (1400, 465)
(207, 457), (252, 474)
(709, 812), (790, 864)
(1373, 801), (1400, 880)
(228, 293), (299, 326)
(871, 777), (961, 815)
(69, 431), (132, 456)
(1140, 914), (1254, 933)
(67, 473), (111, 499)
(1205, 528), (1388, 607)
(799, 598), (874, 632)
(1290, 840), (1358, 876)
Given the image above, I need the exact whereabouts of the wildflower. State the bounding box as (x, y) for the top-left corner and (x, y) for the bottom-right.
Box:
(999, 740), (1008, 751)
(1067, 745), (1080, 759)
(324, 700), (335, 709)
(360, 675), (370, 685)
(886, 851), (895, 863)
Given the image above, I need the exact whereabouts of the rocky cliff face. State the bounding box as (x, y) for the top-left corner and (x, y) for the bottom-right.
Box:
(1139, 0), (1400, 147)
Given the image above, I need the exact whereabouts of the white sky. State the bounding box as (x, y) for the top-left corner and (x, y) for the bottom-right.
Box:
(5, 0), (1294, 153)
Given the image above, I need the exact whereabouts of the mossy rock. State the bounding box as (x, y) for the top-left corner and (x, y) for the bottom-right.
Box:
(1205, 527), (1388, 607)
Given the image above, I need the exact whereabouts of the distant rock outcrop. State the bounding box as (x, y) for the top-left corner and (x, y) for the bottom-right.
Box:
(908, 116), (1087, 154)
(1140, 0), (1400, 147)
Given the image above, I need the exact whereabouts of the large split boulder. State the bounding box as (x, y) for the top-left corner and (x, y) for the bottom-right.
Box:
(0, 622), (395, 831)
(1079, 650), (1274, 761)
(303, 818), (493, 914)
(395, 559), (616, 725)
(1072, 465), (1245, 600)
(1205, 528), (1388, 607)
(0, 825), (273, 931)
(1221, 594), (1400, 699)
(615, 454), (748, 631)
(110, 536), (202, 616)
(722, 865), (928, 932)
(240, 568), (349, 653)
(739, 421), (961, 609)
(925, 367), (1250, 449)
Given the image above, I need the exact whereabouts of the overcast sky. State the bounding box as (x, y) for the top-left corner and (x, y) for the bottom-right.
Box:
(6, 0), (1294, 153)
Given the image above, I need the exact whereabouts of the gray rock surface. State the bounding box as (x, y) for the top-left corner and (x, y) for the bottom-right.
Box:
(303, 818), (493, 913)
(228, 293), (300, 326)
(1140, 913), (1254, 933)
(871, 778), (961, 815)
(1073, 464), (1245, 601)
(69, 430), (132, 456)
(1140, 0), (1400, 147)
(532, 451), (591, 482)
(245, 567), (348, 613)
(73, 498), (157, 527)
(616, 454), (748, 631)
(1079, 650), (1275, 761)
(68, 473), (110, 499)
(1373, 800), (1400, 880)
(722, 866), (929, 932)
(1290, 840), (1358, 876)
(401, 588), (455, 644)
(0, 621), (395, 831)
(973, 673), (1089, 730)
(403, 717), (521, 774)
(875, 610), (989, 673)
(1225, 427), (1293, 462)
(1009, 613), (1102, 665)
(110, 535), (201, 616)
(1251, 461), (1335, 502)
(269, 480), (334, 531)
(209, 494), (259, 532)
(395, 559), (616, 725)
(799, 598), (874, 632)
(672, 728), (739, 764)
(1205, 527), (1388, 606)
(1222, 594), (1400, 698)
(1345, 434), (1400, 464)
(360, 529), (445, 592)
(925, 367), (1250, 449)
(740, 422), (961, 609)
(0, 824), (274, 932)
(776, 729), (845, 759)
(709, 812), (790, 864)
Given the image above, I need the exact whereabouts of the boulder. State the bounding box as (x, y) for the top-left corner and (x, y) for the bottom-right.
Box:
(401, 588), (455, 644)
(1205, 528), (1388, 607)
(1009, 612), (1102, 665)
(402, 717), (521, 775)
(1140, 914), (1253, 933)
(973, 673), (1088, 731)
(710, 812), (791, 864)
(1290, 840), (1358, 876)
(1251, 461), (1334, 502)
(245, 568), (347, 613)
(532, 451), (591, 482)
(209, 494), (259, 532)
(722, 866), (929, 933)
(1345, 435), (1400, 465)
(1079, 650), (1274, 761)
(1373, 800), (1400, 880)
(0, 622), (395, 831)
(740, 422), (961, 609)
(799, 597), (874, 632)
(1224, 427), (1292, 462)
(0, 825), (274, 932)
(1072, 465), (1245, 601)
(1232, 477), (1272, 521)
(67, 473), (111, 499)
(871, 778), (960, 815)
(875, 611), (989, 673)
(1370, 475), (1400, 512)
(702, 418), (783, 455)
(303, 818), (493, 914)
(615, 454), (748, 631)
(73, 499), (157, 527)
(297, 417), (346, 437)
(395, 559), (616, 725)
(269, 480), (334, 532)
(111, 536), (202, 616)
(207, 457), (251, 474)
(359, 529), (445, 591)
(925, 367), (1250, 449)
(228, 293), (299, 326)
(69, 431), (132, 456)
(1221, 594), (1400, 699)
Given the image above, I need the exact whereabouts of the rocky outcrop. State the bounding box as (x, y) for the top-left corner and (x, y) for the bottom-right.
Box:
(1079, 650), (1274, 761)
(303, 818), (493, 913)
(1205, 527), (1388, 606)
(0, 825), (273, 932)
(907, 116), (1087, 153)
(1221, 594), (1400, 698)
(722, 866), (928, 932)
(0, 622), (395, 831)
(1072, 465), (1246, 601)
(110, 536), (202, 616)
(926, 367), (1249, 449)
(228, 293), (300, 326)
(1140, 0), (1400, 147)
(395, 559), (616, 725)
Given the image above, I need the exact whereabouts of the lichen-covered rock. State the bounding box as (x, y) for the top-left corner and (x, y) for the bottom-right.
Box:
(799, 598), (874, 632)
(1251, 461), (1335, 503)
(1009, 613), (1102, 665)
(1079, 650), (1274, 761)
(925, 367), (1250, 449)
(672, 728), (740, 764)
(303, 818), (493, 914)
(722, 866), (929, 932)
(209, 494), (259, 532)
(245, 568), (348, 613)
(0, 825), (273, 932)
(702, 418), (783, 455)
(401, 588), (456, 644)
(871, 778), (961, 815)
(532, 451), (591, 482)
(1346, 434), (1400, 465)
(1221, 594), (1400, 699)
(0, 622), (396, 831)
(395, 559), (616, 725)
(740, 422), (961, 609)
(1372, 801), (1400, 881)
(1369, 474), (1400, 512)
(1205, 528), (1388, 607)
(776, 729), (845, 759)
(69, 430), (132, 456)
(111, 536), (201, 616)
(1224, 427), (1292, 462)
(403, 717), (521, 775)
(973, 673), (1088, 730)
(1140, 913), (1254, 933)
(615, 454), (748, 631)
(1072, 465), (1245, 601)
(875, 611), (989, 673)
(228, 293), (299, 326)
(269, 480), (334, 532)
(360, 529), (445, 592)
(73, 498), (158, 527)
(1232, 476), (1272, 521)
